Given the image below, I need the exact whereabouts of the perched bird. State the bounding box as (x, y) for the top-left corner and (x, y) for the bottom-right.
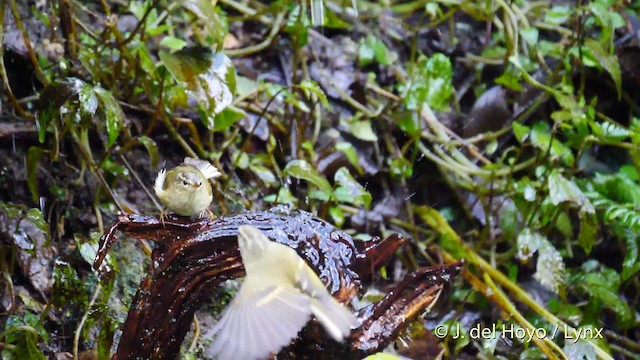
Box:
(207, 225), (359, 360)
(153, 157), (222, 220)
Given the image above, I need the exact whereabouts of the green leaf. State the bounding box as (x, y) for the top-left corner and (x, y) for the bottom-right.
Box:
(396, 112), (420, 137)
(358, 35), (397, 67)
(530, 122), (575, 165)
(78, 84), (98, 117)
(98, 315), (117, 360)
(159, 36), (187, 51)
(299, 79), (330, 109)
(285, 5), (310, 47)
(622, 234), (640, 281)
(249, 164), (277, 186)
(94, 87), (124, 147)
(591, 121), (629, 142)
(512, 122), (529, 142)
(264, 187), (298, 205)
(495, 67), (523, 91)
(214, 106), (245, 131)
(181, 0), (227, 45)
(160, 48), (236, 129)
(348, 120), (378, 142)
(414, 205), (466, 259)
(519, 27), (539, 46)
(284, 159), (332, 193)
(548, 170), (594, 213)
(544, 5), (571, 25)
(584, 38), (621, 99)
(335, 141), (364, 175)
(138, 136), (159, 168)
(584, 269), (633, 327)
(334, 167), (372, 208)
(329, 206), (345, 227)
(2, 312), (47, 360)
(402, 53), (453, 111)
(389, 157), (413, 178)
(577, 211), (598, 255)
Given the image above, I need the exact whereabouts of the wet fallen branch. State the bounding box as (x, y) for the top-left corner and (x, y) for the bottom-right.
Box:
(94, 207), (462, 359)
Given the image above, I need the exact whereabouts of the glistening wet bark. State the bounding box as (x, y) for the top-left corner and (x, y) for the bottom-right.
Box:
(94, 207), (462, 359)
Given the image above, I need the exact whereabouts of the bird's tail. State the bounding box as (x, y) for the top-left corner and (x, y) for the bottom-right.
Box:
(310, 295), (359, 342)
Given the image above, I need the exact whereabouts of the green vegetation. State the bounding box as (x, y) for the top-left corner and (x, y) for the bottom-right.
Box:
(0, 0), (638, 358)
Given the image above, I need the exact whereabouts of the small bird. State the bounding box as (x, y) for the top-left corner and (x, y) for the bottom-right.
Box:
(207, 225), (359, 360)
(153, 157), (222, 221)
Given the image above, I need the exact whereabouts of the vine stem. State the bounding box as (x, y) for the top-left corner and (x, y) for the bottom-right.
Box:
(426, 208), (614, 360)
(73, 283), (102, 360)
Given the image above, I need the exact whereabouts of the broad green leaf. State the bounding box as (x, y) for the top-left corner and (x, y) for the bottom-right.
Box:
(214, 106), (245, 131)
(334, 167), (372, 208)
(396, 112), (420, 137)
(249, 164), (277, 186)
(403, 53), (453, 111)
(146, 24), (171, 37)
(159, 36), (187, 51)
(138, 136), (159, 168)
(548, 170), (594, 213)
(335, 141), (364, 175)
(160, 48), (236, 129)
(519, 27), (539, 46)
(181, 0), (227, 45)
(544, 5), (570, 25)
(284, 159), (332, 193)
(323, 7), (351, 29)
(78, 84), (98, 117)
(512, 122), (529, 142)
(530, 122), (575, 165)
(264, 187), (298, 205)
(348, 120), (378, 142)
(98, 316), (117, 360)
(495, 67), (523, 91)
(94, 87), (124, 147)
(329, 206), (345, 227)
(358, 34), (397, 67)
(584, 38), (621, 99)
(78, 242), (100, 266)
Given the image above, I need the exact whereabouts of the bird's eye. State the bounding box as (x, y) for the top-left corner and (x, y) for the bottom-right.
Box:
(183, 181), (188, 186)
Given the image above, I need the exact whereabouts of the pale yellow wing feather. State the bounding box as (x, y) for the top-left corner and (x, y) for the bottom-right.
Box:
(207, 284), (311, 360)
(183, 157), (221, 179)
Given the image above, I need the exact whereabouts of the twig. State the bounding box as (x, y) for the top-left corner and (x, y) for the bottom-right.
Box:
(226, 11), (285, 57)
(73, 284), (102, 360)
(0, 0), (30, 118)
(8, 0), (48, 85)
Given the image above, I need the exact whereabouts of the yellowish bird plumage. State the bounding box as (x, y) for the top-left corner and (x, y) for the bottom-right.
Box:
(207, 225), (359, 360)
(154, 157), (221, 218)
